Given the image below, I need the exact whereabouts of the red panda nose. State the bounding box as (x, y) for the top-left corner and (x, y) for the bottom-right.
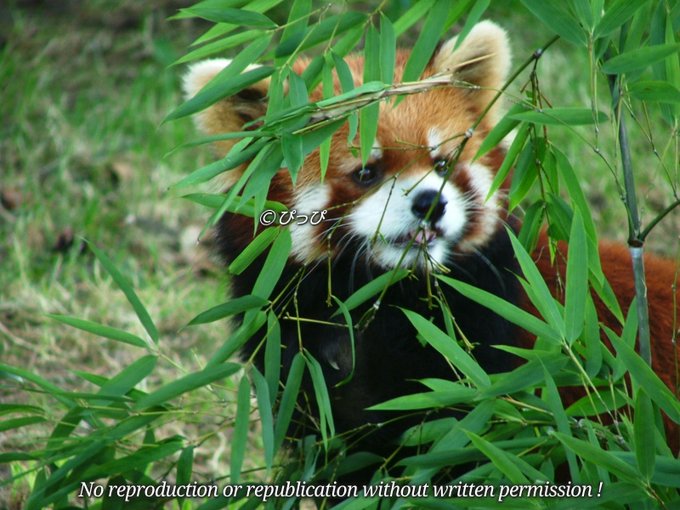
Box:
(411, 190), (447, 223)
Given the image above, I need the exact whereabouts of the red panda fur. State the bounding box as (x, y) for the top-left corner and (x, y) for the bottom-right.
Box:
(182, 20), (680, 477)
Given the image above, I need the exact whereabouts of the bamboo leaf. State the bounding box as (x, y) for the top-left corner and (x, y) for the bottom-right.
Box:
(167, 65), (274, 122)
(401, 309), (490, 388)
(332, 268), (409, 316)
(609, 333), (680, 423)
(466, 431), (530, 484)
(402, 0), (450, 82)
(628, 80), (680, 103)
(553, 432), (640, 483)
(47, 314), (148, 349)
(602, 44), (680, 74)
(252, 368), (275, 472)
(634, 388), (656, 480)
(521, 0), (586, 45)
(183, 7), (276, 28)
(274, 353), (304, 452)
(436, 275), (560, 343)
(593, 0), (648, 38)
(368, 386), (477, 411)
(228, 227), (280, 275)
(564, 210), (588, 343)
(88, 243), (159, 343)
(510, 107), (608, 125)
(187, 295), (268, 326)
(252, 227), (291, 300)
(231, 375), (250, 484)
(474, 102), (528, 160)
(134, 363), (240, 410)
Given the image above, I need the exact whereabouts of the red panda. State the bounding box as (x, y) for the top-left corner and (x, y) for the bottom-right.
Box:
(183, 20), (679, 481)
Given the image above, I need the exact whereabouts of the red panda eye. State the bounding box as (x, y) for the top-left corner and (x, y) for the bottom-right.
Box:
(433, 158), (450, 176)
(352, 165), (381, 186)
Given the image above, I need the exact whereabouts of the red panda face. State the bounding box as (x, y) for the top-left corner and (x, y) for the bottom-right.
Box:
(183, 21), (512, 270)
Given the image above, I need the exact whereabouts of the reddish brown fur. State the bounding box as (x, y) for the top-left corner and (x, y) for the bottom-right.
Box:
(523, 232), (680, 451)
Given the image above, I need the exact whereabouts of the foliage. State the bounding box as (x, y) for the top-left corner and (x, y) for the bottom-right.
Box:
(2, 1), (679, 509)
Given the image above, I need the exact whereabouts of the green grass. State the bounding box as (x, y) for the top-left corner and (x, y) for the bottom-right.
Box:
(1, 1), (678, 509)
(0, 3), (254, 507)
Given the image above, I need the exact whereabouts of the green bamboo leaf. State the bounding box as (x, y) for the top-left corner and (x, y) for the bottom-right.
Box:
(508, 140), (537, 211)
(481, 351), (567, 397)
(176, 446), (194, 503)
(486, 122), (530, 201)
(298, 12), (366, 53)
(520, 0), (586, 45)
(171, 138), (269, 190)
(466, 431), (530, 484)
(368, 387), (477, 411)
(393, 0), (436, 35)
(553, 432), (640, 483)
(602, 44), (680, 74)
(231, 375), (250, 484)
(452, 0), (490, 50)
(402, 0), (450, 82)
(0, 363), (73, 406)
(402, 309), (490, 388)
(474, 102), (528, 161)
(0, 404), (43, 415)
(275, 0), (311, 59)
(183, 7), (276, 28)
(86, 438), (184, 479)
(0, 416), (46, 433)
(609, 333), (680, 423)
(359, 103), (379, 167)
(593, 0), (647, 38)
(99, 355), (157, 398)
(282, 132), (304, 179)
(543, 368), (580, 482)
(252, 227), (291, 300)
(331, 296), (356, 388)
(264, 311), (281, 403)
(436, 275), (560, 343)
(188, 295), (268, 326)
(47, 314), (148, 349)
(228, 227), (280, 275)
(134, 363), (240, 410)
(628, 80), (680, 103)
(510, 107), (608, 125)
(564, 210), (588, 343)
(167, 65), (274, 122)
(332, 268), (409, 316)
(566, 388), (628, 417)
(175, 30), (263, 65)
(207, 311), (267, 367)
(634, 388), (656, 480)
(507, 231), (565, 337)
(570, 0), (594, 30)
(517, 201), (544, 252)
(252, 368), (274, 471)
(88, 242), (159, 343)
(274, 353), (304, 452)
(380, 14), (395, 85)
(305, 353), (335, 446)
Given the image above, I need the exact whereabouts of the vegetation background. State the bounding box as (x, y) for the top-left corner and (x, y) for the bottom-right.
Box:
(1, 0), (678, 509)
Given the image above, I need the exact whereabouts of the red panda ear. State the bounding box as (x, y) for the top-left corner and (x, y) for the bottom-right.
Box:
(182, 58), (270, 157)
(431, 20), (511, 91)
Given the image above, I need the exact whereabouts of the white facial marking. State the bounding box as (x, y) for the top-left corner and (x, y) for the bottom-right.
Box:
(289, 184), (330, 262)
(457, 162), (499, 253)
(349, 173), (467, 269)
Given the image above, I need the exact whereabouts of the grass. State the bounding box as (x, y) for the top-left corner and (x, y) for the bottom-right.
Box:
(0, 1), (678, 508)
